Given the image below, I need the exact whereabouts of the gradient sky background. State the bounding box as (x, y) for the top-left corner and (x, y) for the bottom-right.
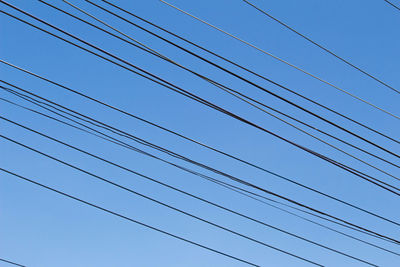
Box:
(1, 0), (400, 266)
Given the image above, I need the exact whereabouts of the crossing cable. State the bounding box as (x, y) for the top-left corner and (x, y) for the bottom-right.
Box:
(241, 0), (400, 95)
(0, 168), (260, 267)
(383, 0), (400, 12)
(1, 7), (399, 196)
(1, 118), (381, 266)
(96, 0), (400, 146)
(1, 83), (399, 245)
(1, 87), (393, 244)
(47, 0), (400, 180)
(159, 0), (400, 121)
(0, 258), (26, 267)
(74, 0), (400, 160)
(4, 93), (400, 252)
(3, 61), (400, 194)
(2, 93), (397, 248)
(0, 136), (331, 267)
(2, 64), (399, 228)
(3, 5), (400, 196)
(44, 1), (400, 173)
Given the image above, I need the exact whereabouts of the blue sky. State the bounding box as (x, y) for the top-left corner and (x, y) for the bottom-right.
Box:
(1, 0), (400, 266)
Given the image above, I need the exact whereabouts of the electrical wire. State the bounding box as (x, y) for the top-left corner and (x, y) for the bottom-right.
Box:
(1, 116), (382, 265)
(159, 0), (400, 121)
(0, 168), (260, 267)
(0, 258), (26, 267)
(2, 87), (395, 245)
(78, 0), (400, 160)
(0, 134), (331, 267)
(2, 5), (399, 199)
(383, 0), (400, 11)
(241, 0), (400, 95)
(97, 0), (400, 146)
(2, 63), (399, 231)
(4, 91), (400, 255)
(1, 81), (399, 245)
(49, 0), (400, 181)
(3, 94), (399, 253)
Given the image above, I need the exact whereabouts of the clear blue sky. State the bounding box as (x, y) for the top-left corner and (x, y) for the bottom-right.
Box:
(1, 0), (400, 266)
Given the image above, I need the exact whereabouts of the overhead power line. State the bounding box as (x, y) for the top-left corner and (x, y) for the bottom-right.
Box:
(3, 3), (399, 198)
(1, 81), (399, 245)
(2, 62), (399, 231)
(158, 0), (400, 121)
(2, 115), (383, 266)
(96, 0), (399, 146)
(0, 134), (330, 267)
(383, 0), (400, 11)
(241, 0), (400, 95)
(2, 2), (400, 227)
(46, 0), (400, 181)
(74, 0), (400, 160)
(4, 95), (400, 256)
(0, 168), (260, 267)
(4, 91), (399, 249)
(2, 86), (396, 246)
(0, 258), (26, 267)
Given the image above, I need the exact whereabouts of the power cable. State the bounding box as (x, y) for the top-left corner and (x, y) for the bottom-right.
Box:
(4, 94), (399, 252)
(1, 116), (381, 265)
(1, 6), (399, 199)
(0, 168), (260, 267)
(96, 0), (400, 145)
(241, 0), (400, 95)
(0, 258), (26, 267)
(2, 63), (399, 230)
(49, 0), (400, 180)
(1, 81), (399, 245)
(80, 0), (400, 159)
(159, 0), (400, 121)
(383, 0), (400, 11)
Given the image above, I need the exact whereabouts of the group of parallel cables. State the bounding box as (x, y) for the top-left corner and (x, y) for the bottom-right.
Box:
(1, 0), (400, 266)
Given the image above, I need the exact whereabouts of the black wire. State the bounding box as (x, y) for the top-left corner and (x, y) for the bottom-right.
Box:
(0, 136), (328, 267)
(97, 0), (400, 146)
(1, 7), (399, 201)
(1, 83), (398, 246)
(0, 258), (26, 267)
(5, 85), (399, 234)
(241, 0), (400, 95)
(4, 95), (399, 253)
(383, 0), (400, 12)
(3, 81), (400, 241)
(2, 67), (399, 237)
(84, 0), (400, 159)
(39, 0), (400, 172)
(2, 115), (382, 265)
(0, 168), (260, 267)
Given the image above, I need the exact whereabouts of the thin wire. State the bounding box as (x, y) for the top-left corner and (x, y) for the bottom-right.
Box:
(80, 0), (400, 160)
(1, 116), (381, 265)
(51, 0), (400, 181)
(0, 135), (330, 267)
(1, 82), (398, 245)
(159, 0), (400, 121)
(0, 168), (260, 267)
(2, 10), (399, 202)
(2, 65), (399, 230)
(97, 0), (400, 146)
(3, 94), (398, 249)
(242, 0), (400, 95)
(18, 0), (400, 196)
(0, 258), (26, 267)
(383, 0), (400, 11)
(2, 5), (400, 227)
